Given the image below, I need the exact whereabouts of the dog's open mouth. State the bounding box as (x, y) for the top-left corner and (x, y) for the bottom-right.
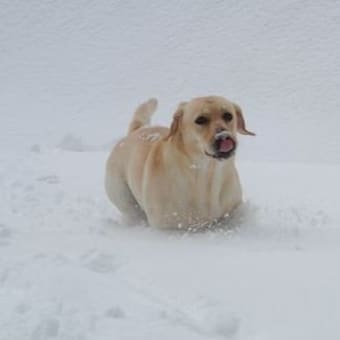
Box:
(205, 135), (236, 160)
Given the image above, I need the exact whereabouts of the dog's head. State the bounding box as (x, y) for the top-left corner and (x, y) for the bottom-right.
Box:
(168, 96), (255, 161)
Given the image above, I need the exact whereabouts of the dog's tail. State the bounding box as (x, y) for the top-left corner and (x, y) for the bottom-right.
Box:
(128, 98), (158, 134)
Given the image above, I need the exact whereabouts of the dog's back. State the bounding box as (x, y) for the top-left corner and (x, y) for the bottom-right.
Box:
(105, 99), (168, 225)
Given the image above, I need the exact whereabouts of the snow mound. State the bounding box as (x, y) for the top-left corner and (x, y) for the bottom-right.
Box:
(57, 134), (113, 152)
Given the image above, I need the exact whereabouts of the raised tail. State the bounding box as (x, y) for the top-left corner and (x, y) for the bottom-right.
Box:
(128, 98), (158, 134)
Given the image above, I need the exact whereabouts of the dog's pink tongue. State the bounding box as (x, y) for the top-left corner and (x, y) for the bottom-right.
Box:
(219, 138), (234, 152)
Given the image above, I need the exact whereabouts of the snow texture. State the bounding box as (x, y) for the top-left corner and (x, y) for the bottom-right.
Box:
(1, 1), (340, 162)
(1, 1), (340, 340)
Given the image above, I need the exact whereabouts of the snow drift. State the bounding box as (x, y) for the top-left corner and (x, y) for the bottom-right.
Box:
(1, 1), (340, 340)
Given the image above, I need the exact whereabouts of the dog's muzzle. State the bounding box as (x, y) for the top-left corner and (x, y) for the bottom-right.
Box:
(205, 131), (236, 160)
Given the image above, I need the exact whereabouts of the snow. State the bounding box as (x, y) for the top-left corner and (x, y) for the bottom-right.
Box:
(1, 1), (340, 162)
(1, 148), (340, 340)
(1, 1), (340, 339)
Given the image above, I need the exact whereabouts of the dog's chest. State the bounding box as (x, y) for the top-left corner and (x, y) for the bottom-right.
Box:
(143, 156), (241, 228)
(165, 163), (235, 221)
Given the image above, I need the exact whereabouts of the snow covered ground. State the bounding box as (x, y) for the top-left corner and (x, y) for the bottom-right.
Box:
(1, 1), (340, 339)
(1, 144), (340, 340)
(1, 1), (340, 162)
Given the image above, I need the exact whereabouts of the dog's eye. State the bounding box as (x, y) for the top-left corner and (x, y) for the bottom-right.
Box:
(222, 112), (233, 122)
(195, 116), (209, 125)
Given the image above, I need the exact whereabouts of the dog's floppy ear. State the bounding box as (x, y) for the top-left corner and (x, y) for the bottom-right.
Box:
(233, 103), (256, 136)
(167, 102), (186, 138)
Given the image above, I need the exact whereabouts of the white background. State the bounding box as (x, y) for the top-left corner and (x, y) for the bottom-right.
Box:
(1, 1), (340, 161)
(1, 2), (340, 340)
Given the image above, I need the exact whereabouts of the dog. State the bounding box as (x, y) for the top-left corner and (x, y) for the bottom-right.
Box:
(105, 96), (255, 229)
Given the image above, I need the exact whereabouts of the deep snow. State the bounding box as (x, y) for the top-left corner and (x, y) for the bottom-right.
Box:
(1, 1), (340, 162)
(1, 146), (340, 340)
(1, 1), (340, 340)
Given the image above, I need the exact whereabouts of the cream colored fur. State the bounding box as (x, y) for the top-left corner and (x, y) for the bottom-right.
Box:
(105, 96), (255, 229)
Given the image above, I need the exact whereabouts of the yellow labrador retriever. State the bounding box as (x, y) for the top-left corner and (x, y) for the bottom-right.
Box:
(105, 96), (255, 229)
